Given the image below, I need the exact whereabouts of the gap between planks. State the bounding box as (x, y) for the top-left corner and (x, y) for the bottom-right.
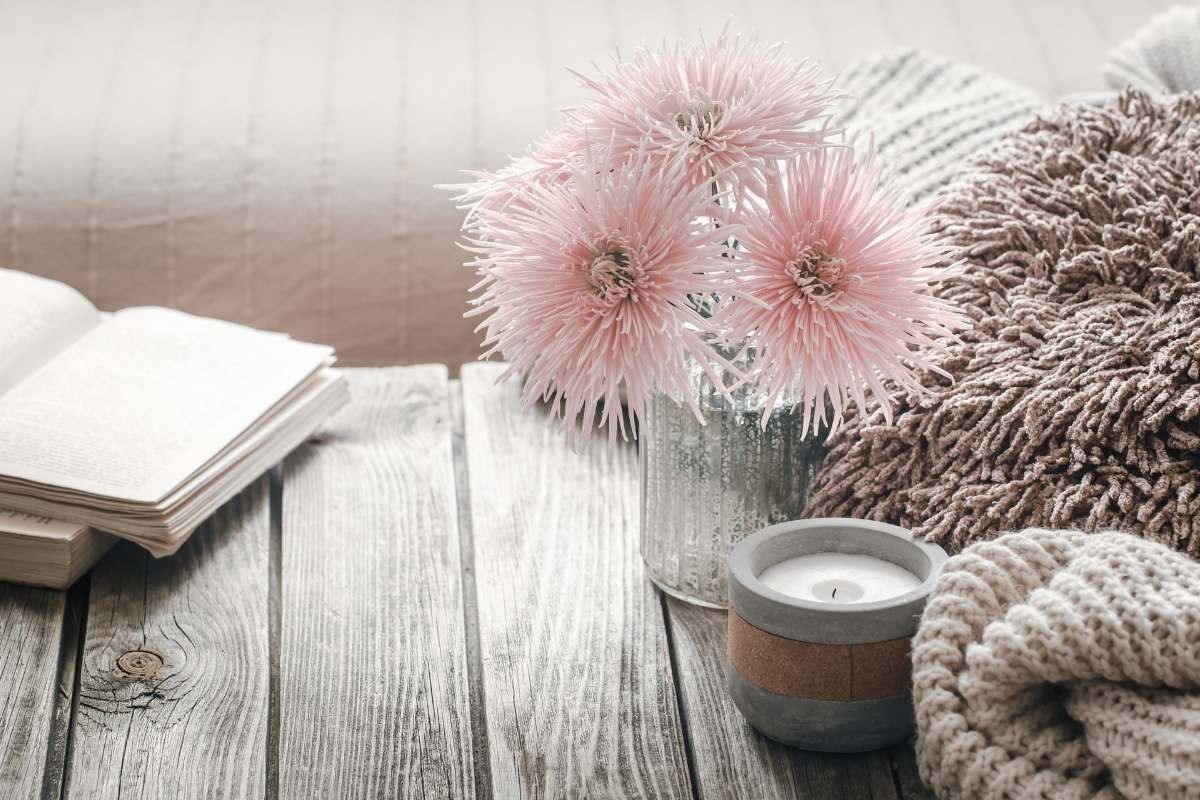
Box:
(267, 465), (283, 800)
(450, 378), (495, 800)
(44, 576), (89, 800)
(659, 591), (702, 800)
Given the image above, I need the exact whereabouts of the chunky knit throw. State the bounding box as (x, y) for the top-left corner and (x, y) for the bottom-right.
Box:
(834, 49), (1042, 203)
(806, 90), (1200, 557)
(914, 529), (1200, 799)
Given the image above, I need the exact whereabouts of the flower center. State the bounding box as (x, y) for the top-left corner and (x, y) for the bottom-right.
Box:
(588, 247), (636, 303)
(673, 99), (724, 138)
(786, 240), (849, 304)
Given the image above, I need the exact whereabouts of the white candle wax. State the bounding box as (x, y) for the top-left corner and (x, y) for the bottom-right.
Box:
(758, 552), (921, 604)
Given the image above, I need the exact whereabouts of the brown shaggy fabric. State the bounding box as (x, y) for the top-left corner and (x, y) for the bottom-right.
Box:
(806, 90), (1200, 556)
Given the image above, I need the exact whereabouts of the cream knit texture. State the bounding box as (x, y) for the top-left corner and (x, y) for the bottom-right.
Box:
(834, 50), (1043, 203)
(914, 529), (1200, 799)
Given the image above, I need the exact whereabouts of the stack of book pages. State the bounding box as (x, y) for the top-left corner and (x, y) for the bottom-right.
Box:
(0, 510), (114, 590)
(0, 269), (349, 588)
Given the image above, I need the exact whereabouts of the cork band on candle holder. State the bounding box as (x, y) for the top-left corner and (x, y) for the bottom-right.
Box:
(727, 611), (912, 701)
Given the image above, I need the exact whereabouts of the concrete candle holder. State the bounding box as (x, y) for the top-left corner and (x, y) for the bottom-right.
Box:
(726, 518), (947, 752)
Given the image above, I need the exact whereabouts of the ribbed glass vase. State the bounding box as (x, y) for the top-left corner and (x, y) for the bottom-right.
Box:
(639, 372), (827, 608)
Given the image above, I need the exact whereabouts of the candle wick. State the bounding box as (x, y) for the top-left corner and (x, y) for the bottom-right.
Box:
(832, 588), (838, 599)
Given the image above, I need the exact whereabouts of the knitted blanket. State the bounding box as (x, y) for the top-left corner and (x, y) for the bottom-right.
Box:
(806, 90), (1200, 557)
(913, 529), (1200, 799)
(833, 49), (1042, 203)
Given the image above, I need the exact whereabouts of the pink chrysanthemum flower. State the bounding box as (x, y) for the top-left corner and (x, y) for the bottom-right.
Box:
(717, 143), (968, 434)
(466, 146), (739, 445)
(567, 27), (838, 188)
(447, 127), (589, 227)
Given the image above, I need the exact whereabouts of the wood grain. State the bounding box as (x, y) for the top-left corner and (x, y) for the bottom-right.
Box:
(278, 366), (475, 798)
(0, 583), (71, 798)
(665, 598), (902, 800)
(66, 477), (271, 799)
(461, 362), (691, 799)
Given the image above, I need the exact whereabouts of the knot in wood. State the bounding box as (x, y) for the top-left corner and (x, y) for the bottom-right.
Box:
(117, 650), (164, 678)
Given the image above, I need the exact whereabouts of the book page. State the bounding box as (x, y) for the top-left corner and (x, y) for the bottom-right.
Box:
(0, 270), (100, 395)
(0, 507), (86, 540)
(0, 306), (332, 502)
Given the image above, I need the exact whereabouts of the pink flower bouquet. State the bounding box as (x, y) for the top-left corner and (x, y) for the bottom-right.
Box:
(448, 28), (966, 448)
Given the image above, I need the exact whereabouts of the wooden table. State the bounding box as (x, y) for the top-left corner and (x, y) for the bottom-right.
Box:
(0, 365), (930, 799)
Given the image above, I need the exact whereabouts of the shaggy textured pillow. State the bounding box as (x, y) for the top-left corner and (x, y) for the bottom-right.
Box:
(807, 90), (1200, 556)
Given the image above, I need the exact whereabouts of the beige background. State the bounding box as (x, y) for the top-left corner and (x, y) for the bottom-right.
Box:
(0, 0), (1179, 368)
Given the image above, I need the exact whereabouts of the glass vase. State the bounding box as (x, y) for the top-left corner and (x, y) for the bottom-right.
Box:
(639, 372), (827, 608)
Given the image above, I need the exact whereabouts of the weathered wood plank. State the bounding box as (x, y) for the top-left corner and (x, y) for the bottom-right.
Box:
(279, 366), (475, 798)
(665, 598), (901, 800)
(461, 362), (691, 799)
(66, 477), (270, 798)
(0, 582), (73, 798)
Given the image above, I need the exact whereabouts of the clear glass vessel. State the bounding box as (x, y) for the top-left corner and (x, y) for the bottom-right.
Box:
(639, 370), (827, 608)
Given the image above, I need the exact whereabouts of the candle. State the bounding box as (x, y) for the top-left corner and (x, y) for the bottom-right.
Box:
(727, 518), (947, 752)
(757, 552), (921, 604)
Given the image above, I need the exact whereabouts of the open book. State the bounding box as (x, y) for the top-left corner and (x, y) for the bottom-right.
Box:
(0, 269), (348, 585)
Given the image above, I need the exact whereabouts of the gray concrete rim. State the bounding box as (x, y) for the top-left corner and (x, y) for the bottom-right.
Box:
(727, 517), (947, 644)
